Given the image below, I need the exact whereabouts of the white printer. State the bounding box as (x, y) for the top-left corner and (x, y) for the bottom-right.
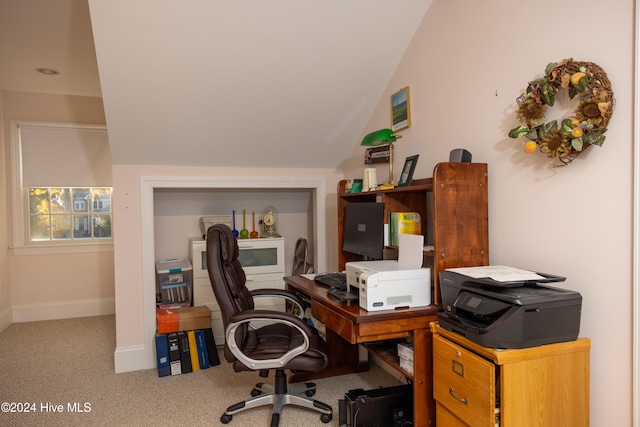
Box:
(346, 260), (431, 311)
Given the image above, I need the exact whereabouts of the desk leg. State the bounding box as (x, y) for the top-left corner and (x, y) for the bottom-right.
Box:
(413, 328), (435, 427)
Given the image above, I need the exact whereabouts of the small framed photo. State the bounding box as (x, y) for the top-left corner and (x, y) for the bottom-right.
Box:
(398, 155), (419, 187)
(391, 86), (411, 132)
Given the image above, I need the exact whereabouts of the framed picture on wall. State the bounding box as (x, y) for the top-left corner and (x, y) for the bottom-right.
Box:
(398, 154), (419, 187)
(391, 86), (411, 132)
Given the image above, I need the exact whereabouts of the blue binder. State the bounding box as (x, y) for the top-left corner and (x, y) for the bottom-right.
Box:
(155, 333), (171, 377)
(195, 329), (210, 369)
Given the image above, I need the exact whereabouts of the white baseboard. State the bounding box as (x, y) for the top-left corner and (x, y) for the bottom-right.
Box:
(11, 298), (115, 323)
(0, 307), (12, 333)
(114, 344), (155, 373)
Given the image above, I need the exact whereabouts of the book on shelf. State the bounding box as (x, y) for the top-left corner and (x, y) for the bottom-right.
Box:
(389, 212), (422, 246)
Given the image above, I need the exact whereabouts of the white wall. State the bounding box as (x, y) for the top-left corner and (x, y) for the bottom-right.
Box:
(0, 90), (113, 327)
(342, 1), (634, 425)
(153, 187), (316, 273)
(111, 164), (342, 371)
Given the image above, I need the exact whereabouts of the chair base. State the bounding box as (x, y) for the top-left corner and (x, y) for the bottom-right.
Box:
(220, 369), (333, 427)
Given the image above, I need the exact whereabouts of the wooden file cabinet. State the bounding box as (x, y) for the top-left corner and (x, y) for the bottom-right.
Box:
(431, 323), (590, 427)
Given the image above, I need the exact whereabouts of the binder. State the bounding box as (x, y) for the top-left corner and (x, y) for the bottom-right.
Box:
(177, 331), (192, 374)
(188, 330), (200, 371)
(203, 328), (220, 366)
(389, 212), (421, 246)
(167, 332), (182, 375)
(155, 333), (171, 377)
(195, 329), (210, 369)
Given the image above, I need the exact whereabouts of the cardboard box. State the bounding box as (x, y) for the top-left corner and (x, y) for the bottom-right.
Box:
(398, 341), (414, 375)
(178, 306), (212, 331)
(397, 341), (414, 362)
(157, 306), (212, 334)
(399, 357), (414, 375)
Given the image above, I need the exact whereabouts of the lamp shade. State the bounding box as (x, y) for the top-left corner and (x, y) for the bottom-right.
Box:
(360, 128), (403, 187)
(360, 128), (398, 146)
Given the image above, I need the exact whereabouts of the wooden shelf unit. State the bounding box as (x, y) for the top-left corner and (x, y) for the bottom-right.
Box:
(337, 162), (490, 304)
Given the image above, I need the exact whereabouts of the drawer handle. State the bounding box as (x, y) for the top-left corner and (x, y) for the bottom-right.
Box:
(449, 387), (469, 406)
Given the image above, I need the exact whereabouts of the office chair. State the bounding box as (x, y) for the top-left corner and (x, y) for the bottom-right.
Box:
(206, 224), (333, 426)
(292, 237), (314, 275)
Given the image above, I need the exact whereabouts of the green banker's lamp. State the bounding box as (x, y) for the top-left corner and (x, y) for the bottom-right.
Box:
(360, 128), (403, 187)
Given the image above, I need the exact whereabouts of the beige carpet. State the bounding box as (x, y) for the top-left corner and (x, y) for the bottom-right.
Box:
(0, 315), (405, 426)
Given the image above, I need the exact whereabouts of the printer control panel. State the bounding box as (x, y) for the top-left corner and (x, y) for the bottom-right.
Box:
(453, 291), (512, 316)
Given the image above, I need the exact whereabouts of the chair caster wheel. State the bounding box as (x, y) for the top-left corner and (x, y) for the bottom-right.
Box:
(320, 413), (332, 423)
(251, 388), (262, 397)
(305, 389), (316, 397)
(220, 414), (232, 424)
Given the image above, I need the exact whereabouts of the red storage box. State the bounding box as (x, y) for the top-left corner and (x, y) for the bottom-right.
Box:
(157, 308), (179, 334)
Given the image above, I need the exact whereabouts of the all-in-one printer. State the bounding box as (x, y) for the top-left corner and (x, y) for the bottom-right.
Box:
(438, 267), (582, 348)
(346, 260), (431, 311)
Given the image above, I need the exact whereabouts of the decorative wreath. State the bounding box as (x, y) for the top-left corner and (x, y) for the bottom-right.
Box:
(508, 58), (615, 166)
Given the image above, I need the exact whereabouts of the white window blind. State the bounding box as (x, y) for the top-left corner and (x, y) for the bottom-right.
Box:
(19, 124), (111, 187)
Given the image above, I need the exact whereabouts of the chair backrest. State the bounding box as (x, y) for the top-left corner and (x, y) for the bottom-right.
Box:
(292, 237), (314, 275)
(206, 224), (253, 362)
(292, 238), (308, 276)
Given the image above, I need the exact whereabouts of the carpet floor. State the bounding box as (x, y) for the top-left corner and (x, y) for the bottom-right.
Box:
(0, 315), (405, 426)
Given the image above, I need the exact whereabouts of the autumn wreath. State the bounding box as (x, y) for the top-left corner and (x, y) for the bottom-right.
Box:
(508, 58), (615, 166)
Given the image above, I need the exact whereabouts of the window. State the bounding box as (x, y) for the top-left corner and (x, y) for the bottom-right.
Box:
(28, 187), (112, 241)
(9, 121), (113, 254)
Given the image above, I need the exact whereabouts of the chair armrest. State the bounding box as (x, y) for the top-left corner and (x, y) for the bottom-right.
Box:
(250, 288), (306, 319)
(226, 309), (313, 370)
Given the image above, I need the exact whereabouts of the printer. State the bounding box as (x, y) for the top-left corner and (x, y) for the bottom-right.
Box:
(346, 260), (431, 311)
(438, 268), (582, 348)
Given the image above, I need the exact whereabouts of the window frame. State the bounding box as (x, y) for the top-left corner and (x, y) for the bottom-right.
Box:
(9, 121), (113, 255)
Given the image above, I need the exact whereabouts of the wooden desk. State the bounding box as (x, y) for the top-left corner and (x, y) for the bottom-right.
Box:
(284, 275), (439, 427)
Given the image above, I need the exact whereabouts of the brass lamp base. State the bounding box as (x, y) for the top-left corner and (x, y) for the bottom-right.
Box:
(377, 182), (396, 190)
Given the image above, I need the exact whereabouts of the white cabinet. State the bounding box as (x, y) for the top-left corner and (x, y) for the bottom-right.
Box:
(189, 237), (286, 346)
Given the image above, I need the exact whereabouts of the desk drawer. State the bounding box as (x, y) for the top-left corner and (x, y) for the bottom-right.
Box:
(433, 335), (495, 427)
(311, 301), (355, 343)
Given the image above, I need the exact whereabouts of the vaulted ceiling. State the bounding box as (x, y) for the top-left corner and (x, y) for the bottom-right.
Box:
(1, 0), (431, 169)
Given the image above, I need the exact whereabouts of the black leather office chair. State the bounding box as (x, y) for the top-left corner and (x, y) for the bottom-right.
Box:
(206, 224), (333, 426)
